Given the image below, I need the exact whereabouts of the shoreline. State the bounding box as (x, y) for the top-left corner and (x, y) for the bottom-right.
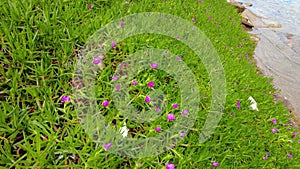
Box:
(228, 0), (300, 131)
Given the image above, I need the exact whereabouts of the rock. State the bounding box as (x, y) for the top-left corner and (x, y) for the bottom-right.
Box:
(245, 2), (253, 7)
(242, 17), (254, 28)
(250, 35), (260, 43)
(228, 0), (246, 13)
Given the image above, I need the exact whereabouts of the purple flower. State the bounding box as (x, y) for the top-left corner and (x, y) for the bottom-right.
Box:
(148, 81), (155, 88)
(121, 21), (125, 28)
(199, 0), (203, 4)
(151, 63), (158, 69)
(167, 114), (176, 121)
(94, 57), (101, 64)
(298, 140), (300, 143)
(287, 154), (293, 158)
(155, 127), (162, 132)
(208, 16), (212, 20)
(172, 103), (178, 109)
(192, 18), (195, 22)
(88, 4), (93, 9)
(116, 85), (121, 91)
(266, 152), (271, 156)
(112, 76), (118, 81)
(292, 132), (296, 138)
(274, 94), (278, 99)
(273, 101), (277, 104)
(237, 101), (241, 110)
(259, 71), (264, 75)
(271, 128), (278, 133)
(164, 50), (168, 54)
(263, 156), (268, 160)
(102, 100), (109, 107)
(238, 55), (242, 59)
(156, 107), (161, 112)
(119, 63), (124, 69)
(112, 42), (117, 48)
(182, 110), (188, 115)
(104, 143), (112, 151)
(230, 112), (235, 115)
(179, 132), (185, 137)
(132, 81), (137, 86)
(61, 96), (71, 103)
(175, 35), (179, 40)
(271, 119), (277, 125)
(145, 96), (151, 103)
(177, 56), (182, 60)
(212, 162), (219, 167)
(166, 163), (175, 169)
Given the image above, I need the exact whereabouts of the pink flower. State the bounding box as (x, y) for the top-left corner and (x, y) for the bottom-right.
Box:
(88, 4), (93, 9)
(145, 96), (151, 103)
(212, 162), (219, 167)
(271, 128), (278, 133)
(155, 127), (162, 132)
(104, 143), (112, 151)
(192, 18), (195, 22)
(167, 114), (176, 121)
(148, 82), (155, 88)
(199, 0), (203, 4)
(177, 56), (182, 60)
(182, 110), (188, 115)
(271, 119), (277, 125)
(179, 132), (185, 137)
(112, 76), (118, 81)
(94, 57), (101, 64)
(132, 81), (137, 86)
(156, 107), (161, 112)
(112, 42), (117, 48)
(102, 100), (109, 107)
(121, 21), (125, 28)
(116, 85), (121, 91)
(237, 101), (241, 110)
(263, 156), (268, 160)
(61, 96), (70, 103)
(175, 35), (179, 40)
(151, 63), (158, 69)
(172, 103), (178, 109)
(287, 154), (293, 158)
(166, 163), (175, 169)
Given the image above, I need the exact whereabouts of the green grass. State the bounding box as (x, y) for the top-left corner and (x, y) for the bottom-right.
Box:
(1, 0), (300, 168)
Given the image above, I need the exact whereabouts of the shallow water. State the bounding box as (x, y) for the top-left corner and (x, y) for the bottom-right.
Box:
(233, 0), (300, 117)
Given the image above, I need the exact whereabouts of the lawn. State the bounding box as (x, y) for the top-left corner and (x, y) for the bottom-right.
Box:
(1, 0), (300, 168)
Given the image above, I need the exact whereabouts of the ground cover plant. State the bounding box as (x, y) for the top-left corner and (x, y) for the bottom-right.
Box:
(1, 0), (300, 168)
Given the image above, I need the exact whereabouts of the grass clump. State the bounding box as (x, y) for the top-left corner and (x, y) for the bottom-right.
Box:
(1, 0), (300, 168)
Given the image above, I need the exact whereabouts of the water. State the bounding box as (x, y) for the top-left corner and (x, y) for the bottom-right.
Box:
(233, 0), (300, 117)
(237, 0), (300, 36)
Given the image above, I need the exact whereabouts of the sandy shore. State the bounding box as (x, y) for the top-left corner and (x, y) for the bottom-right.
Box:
(228, 0), (300, 128)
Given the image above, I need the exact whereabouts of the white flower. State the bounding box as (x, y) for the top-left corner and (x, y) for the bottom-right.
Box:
(248, 96), (258, 111)
(119, 122), (129, 138)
